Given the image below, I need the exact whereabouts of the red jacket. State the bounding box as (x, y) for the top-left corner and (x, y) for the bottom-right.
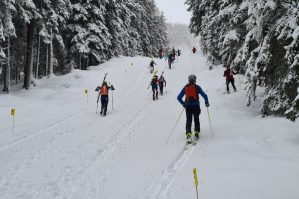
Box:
(224, 69), (237, 80)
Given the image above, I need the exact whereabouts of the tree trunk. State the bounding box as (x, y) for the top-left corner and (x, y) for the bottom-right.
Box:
(3, 64), (7, 91)
(45, 44), (48, 76)
(3, 37), (10, 93)
(48, 28), (53, 76)
(16, 39), (20, 84)
(24, 19), (35, 89)
(35, 29), (41, 78)
(6, 37), (10, 93)
(79, 54), (82, 70)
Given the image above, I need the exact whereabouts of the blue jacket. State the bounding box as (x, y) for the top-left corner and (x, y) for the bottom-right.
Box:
(177, 84), (209, 106)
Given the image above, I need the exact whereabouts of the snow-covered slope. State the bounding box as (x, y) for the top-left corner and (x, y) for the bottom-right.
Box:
(0, 53), (298, 199)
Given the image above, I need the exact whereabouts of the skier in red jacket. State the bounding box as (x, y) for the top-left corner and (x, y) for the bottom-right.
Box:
(223, 64), (238, 94)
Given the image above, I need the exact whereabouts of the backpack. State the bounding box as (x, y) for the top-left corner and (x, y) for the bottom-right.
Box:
(101, 84), (108, 95)
(185, 84), (199, 101)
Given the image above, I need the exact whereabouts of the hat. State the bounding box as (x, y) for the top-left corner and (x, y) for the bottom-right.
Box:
(188, 74), (196, 83)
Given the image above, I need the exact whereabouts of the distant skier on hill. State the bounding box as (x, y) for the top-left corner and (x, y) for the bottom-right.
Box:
(95, 81), (115, 116)
(177, 49), (181, 57)
(223, 64), (238, 94)
(172, 48), (176, 60)
(159, 49), (163, 59)
(149, 59), (156, 73)
(165, 54), (174, 69)
(151, 74), (159, 101)
(158, 73), (166, 95)
(193, 47), (196, 53)
(177, 74), (209, 143)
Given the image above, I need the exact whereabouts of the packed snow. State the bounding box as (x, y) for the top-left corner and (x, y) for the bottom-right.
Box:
(0, 52), (299, 199)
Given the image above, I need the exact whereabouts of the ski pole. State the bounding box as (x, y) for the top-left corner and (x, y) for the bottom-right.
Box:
(96, 93), (100, 113)
(166, 108), (184, 144)
(111, 90), (114, 110)
(206, 107), (213, 138)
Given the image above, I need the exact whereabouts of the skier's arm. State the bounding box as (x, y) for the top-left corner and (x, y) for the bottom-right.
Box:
(110, 85), (115, 90)
(95, 86), (101, 92)
(198, 86), (209, 106)
(177, 88), (185, 106)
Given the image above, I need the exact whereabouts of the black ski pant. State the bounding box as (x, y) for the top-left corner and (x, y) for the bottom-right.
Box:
(185, 105), (201, 133)
(226, 79), (236, 92)
(159, 84), (164, 95)
(152, 88), (158, 100)
(101, 95), (109, 115)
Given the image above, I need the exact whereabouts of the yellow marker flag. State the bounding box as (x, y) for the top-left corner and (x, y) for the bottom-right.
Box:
(11, 108), (16, 116)
(193, 168), (198, 186)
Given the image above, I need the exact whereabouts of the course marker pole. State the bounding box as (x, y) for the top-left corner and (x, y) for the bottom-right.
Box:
(193, 168), (199, 199)
(11, 108), (15, 132)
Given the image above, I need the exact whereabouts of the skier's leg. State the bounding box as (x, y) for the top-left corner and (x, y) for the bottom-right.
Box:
(232, 78), (237, 91)
(185, 106), (192, 134)
(194, 106), (201, 132)
(159, 85), (163, 95)
(226, 80), (230, 93)
(152, 88), (155, 100)
(156, 89), (158, 99)
(103, 96), (109, 116)
(100, 96), (105, 114)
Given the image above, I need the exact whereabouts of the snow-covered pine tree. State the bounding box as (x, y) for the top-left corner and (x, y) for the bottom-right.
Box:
(65, 0), (112, 70)
(138, 0), (168, 57)
(36, 0), (71, 76)
(0, 0), (168, 91)
(0, 0), (16, 93)
(187, 0), (299, 121)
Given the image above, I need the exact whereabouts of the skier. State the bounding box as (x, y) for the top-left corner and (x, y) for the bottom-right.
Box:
(177, 49), (181, 57)
(165, 54), (174, 69)
(223, 64), (238, 94)
(172, 48), (176, 61)
(177, 74), (209, 142)
(158, 73), (166, 95)
(151, 74), (159, 101)
(95, 81), (115, 116)
(192, 47), (196, 54)
(149, 59), (156, 73)
(159, 49), (163, 59)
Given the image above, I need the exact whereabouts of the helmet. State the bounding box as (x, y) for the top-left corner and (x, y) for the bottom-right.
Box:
(188, 74), (196, 83)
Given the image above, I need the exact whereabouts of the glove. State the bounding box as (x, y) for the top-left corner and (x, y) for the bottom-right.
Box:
(182, 104), (186, 108)
(205, 102), (210, 107)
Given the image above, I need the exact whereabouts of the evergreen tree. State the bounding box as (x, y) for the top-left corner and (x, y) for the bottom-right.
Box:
(186, 0), (299, 121)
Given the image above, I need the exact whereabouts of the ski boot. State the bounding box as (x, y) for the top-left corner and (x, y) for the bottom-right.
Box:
(186, 132), (192, 144)
(194, 131), (200, 140)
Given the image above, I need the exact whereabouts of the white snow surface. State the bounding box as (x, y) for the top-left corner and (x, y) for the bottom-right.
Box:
(0, 53), (299, 199)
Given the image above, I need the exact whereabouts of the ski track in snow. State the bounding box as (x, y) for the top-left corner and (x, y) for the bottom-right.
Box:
(1, 55), (298, 199)
(0, 57), (159, 199)
(143, 143), (196, 199)
(0, 107), (88, 153)
(68, 101), (152, 199)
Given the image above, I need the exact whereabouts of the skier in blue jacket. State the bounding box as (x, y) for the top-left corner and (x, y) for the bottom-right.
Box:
(165, 54), (174, 69)
(177, 74), (209, 141)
